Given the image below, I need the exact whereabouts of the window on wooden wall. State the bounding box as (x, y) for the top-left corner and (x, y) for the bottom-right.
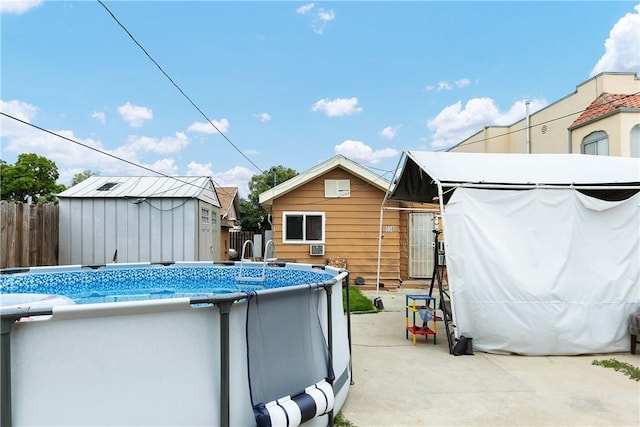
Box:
(581, 131), (609, 156)
(201, 208), (210, 224)
(324, 179), (351, 198)
(283, 212), (325, 243)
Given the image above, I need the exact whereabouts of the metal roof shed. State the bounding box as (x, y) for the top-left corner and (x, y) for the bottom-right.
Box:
(58, 176), (221, 265)
(384, 151), (640, 355)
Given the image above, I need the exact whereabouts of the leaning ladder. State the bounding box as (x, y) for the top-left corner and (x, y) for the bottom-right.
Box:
(428, 229), (456, 355)
(237, 239), (276, 284)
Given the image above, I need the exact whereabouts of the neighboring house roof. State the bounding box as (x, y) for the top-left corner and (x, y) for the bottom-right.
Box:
(570, 93), (640, 128)
(58, 176), (221, 207)
(216, 186), (239, 220)
(259, 154), (391, 207)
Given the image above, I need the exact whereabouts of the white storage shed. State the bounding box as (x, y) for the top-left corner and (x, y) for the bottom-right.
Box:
(386, 151), (640, 355)
(58, 176), (221, 265)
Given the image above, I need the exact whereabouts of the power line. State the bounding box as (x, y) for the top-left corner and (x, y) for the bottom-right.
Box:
(0, 112), (237, 202)
(96, 0), (266, 176)
(441, 91), (640, 151)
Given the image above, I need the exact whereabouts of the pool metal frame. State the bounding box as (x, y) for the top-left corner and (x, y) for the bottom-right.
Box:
(0, 263), (353, 427)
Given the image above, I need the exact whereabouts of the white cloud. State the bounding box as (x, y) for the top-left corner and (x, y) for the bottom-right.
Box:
(312, 97), (362, 117)
(187, 118), (230, 134)
(334, 140), (399, 164)
(146, 158), (178, 177)
(244, 149), (259, 155)
(455, 78), (471, 88)
(312, 8), (335, 35)
(296, 3), (334, 35)
(591, 4), (640, 76)
(253, 112), (271, 122)
(125, 132), (190, 154)
(296, 3), (315, 14)
(91, 111), (106, 125)
(1, 99), (193, 184)
(427, 97), (547, 148)
(213, 166), (254, 198)
(0, 0), (42, 14)
(186, 161), (213, 176)
(380, 125), (401, 140)
(0, 100), (39, 136)
(426, 78), (472, 92)
(117, 102), (153, 128)
(186, 162), (253, 197)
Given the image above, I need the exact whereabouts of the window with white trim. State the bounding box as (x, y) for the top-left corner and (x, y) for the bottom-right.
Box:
(201, 208), (210, 224)
(581, 131), (609, 156)
(283, 212), (325, 243)
(324, 179), (351, 198)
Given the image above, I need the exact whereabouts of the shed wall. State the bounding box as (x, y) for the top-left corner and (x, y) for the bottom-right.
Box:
(59, 198), (200, 265)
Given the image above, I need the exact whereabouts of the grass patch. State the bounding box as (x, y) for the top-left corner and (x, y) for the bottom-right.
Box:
(343, 286), (376, 313)
(335, 412), (357, 427)
(592, 358), (640, 381)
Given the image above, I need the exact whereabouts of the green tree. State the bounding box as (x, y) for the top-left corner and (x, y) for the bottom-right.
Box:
(71, 169), (99, 186)
(0, 153), (67, 203)
(239, 165), (298, 232)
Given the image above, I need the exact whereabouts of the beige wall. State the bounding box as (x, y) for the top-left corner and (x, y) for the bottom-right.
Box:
(570, 111), (640, 156)
(450, 73), (640, 156)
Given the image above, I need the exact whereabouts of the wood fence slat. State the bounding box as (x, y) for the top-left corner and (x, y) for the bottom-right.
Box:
(0, 201), (59, 268)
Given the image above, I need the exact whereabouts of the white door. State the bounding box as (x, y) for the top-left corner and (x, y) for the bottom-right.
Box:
(408, 213), (435, 278)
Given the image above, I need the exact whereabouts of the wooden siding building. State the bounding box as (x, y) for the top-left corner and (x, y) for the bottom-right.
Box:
(57, 176), (221, 266)
(216, 186), (240, 260)
(259, 155), (440, 289)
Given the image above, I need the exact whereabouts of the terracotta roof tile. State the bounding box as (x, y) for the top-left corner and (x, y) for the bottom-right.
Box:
(571, 93), (640, 128)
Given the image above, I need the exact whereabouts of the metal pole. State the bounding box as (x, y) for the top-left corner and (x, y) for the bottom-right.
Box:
(1, 318), (16, 427)
(217, 301), (233, 427)
(325, 285), (334, 427)
(525, 100), (531, 154)
(344, 272), (354, 385)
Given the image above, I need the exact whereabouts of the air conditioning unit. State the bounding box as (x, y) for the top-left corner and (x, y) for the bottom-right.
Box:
(309, 244), (325, 256)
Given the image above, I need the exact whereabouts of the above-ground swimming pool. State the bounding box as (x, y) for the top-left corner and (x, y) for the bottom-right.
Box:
(0, 261), (351, 427)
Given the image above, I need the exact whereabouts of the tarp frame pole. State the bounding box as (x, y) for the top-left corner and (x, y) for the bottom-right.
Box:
(375, 152), (407, 300)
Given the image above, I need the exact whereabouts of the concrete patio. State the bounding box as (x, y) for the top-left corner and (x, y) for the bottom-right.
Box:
(339, 288), (640, 427)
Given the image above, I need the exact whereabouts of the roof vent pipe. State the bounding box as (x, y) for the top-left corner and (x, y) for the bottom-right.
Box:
(525, 100), (531, 154)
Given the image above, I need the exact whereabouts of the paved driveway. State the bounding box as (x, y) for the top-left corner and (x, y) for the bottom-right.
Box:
(339, 289), (640, 427)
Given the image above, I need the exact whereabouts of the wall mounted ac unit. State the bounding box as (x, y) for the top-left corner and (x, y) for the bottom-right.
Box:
(309, 244), (325, 256)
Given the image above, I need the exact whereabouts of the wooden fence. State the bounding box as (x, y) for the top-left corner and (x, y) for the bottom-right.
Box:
(229, 230), (255, 257)
(0, 201), (59, 269)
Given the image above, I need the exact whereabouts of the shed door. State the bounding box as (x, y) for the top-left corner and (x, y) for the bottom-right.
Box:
(408, 213), (435, 278)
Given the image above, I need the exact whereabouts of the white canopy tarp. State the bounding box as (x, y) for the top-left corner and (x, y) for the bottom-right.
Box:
(388, 151), (640, 355)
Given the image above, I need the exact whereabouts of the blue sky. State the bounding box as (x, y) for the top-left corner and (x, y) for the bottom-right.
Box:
(1, 1), (639, 197)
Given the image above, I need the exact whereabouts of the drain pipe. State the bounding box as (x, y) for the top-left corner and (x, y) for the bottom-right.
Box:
(525, 100), (531, 154)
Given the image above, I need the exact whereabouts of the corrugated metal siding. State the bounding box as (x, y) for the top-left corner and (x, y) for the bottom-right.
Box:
(59, 198), (202, 265)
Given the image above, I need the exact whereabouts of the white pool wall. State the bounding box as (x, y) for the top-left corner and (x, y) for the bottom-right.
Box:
(5, 263), (350, 426)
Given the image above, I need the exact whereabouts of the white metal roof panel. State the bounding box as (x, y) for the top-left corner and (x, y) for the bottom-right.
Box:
(58, 176), (220, 206)
(407, 151), (640, 185)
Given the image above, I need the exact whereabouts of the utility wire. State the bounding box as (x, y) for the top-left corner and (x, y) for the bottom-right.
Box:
(0, 112), (237, 201)
(441, 91), (640, 151)
(96, 0), (265, 176)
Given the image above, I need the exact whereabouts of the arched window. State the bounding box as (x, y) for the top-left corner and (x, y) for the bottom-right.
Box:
(630, 125), (640, 158)
(581, 131), (609, 156)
